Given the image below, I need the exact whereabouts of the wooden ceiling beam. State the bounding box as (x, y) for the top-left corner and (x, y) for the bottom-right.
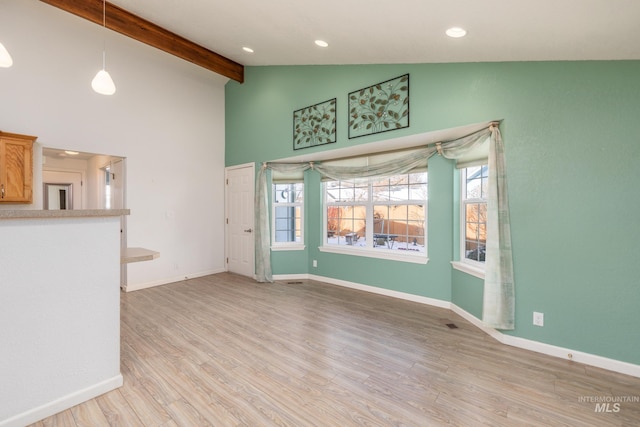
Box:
(39, 0), (244, 83)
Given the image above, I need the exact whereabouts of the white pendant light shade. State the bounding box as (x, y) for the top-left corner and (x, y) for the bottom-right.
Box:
(92, 69), (116, 95)
(0, 42), (13, 68)
(92, 0), (116, 95)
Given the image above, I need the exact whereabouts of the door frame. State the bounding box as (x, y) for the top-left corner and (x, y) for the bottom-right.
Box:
(224, 162), (256, 278)
(42, 168), (85, 209)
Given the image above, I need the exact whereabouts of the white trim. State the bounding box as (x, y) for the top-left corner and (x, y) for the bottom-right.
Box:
(275, 274), (449, 308)
(271, 244), (306, 251)
(459, 165), (488, 266)
(124, 268), (225, 292)
(225, 161), (256, 172)
(451, 260), (485, 279)
(0, 375), (123, 427)
(272, 273), (640, 379)
(271, 182), (304, 248)
(450, 304), (640, 378)
(500, 335), (640, 378)
(323, 177), (428, 260)
(318, 245), (428, 264)
(450, 303), (504, 340)
(273, 274), (309, 281)
(308, 274), (450, 308)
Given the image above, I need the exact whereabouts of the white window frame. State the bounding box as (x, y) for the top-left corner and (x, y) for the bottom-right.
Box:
(271, 182), (305, 251)
(452, 164), (487, 278)
(321, 174), (428, 264)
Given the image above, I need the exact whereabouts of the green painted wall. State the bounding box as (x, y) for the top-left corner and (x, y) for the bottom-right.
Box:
(226, 61), (640, 366)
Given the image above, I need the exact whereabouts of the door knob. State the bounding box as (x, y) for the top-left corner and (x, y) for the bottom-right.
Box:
(244, 228), (253, 233)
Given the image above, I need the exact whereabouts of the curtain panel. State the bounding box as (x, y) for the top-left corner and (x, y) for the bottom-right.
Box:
(254, 124), (515, 330)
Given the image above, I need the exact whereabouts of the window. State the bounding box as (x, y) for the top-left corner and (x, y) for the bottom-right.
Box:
(272, 182), (304, 247)
(324, 172), (427, 258)
(461, 165), (488, 263)
(102, 166), (111, 209)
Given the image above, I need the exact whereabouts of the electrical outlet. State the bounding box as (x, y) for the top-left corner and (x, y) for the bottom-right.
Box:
(312, 260), (317, 268)
(533, 311), (544, 327)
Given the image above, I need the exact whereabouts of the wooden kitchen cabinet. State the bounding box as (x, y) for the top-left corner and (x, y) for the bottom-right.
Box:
(0, 131), (37, 203)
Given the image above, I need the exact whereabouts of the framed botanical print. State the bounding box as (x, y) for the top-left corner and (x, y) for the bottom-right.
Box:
(348, 74), (409, 139)
(293, 98), (337, 150)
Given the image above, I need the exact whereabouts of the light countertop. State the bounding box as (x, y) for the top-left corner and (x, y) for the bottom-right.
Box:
(0, 209), (130, 219)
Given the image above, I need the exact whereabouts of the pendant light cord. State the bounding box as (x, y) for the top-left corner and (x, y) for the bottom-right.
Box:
(102, 0), (107, 70)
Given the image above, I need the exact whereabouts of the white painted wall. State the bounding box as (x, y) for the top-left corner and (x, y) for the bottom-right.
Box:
(0, 216), (123, 426)
(0, 0), (228, 287)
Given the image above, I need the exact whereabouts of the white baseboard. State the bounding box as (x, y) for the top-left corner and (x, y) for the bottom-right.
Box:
(450, 303), (640, 378)
(272, 274), (310, 282)
(0, 375), (123, 427)
(306, 274), (451, 309)
(125, 268), (226, 292)
(276, 273), (640, 378)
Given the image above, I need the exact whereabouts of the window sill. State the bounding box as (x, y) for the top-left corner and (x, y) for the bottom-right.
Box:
(451, 261), (485, 279)
(271, 244), (306, 252)
(319, 245), (428, 264)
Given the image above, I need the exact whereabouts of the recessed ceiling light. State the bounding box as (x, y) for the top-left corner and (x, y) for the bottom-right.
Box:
(446, 27), (467, 38)
(242, 47), (254, 53)
(64, 150), (80, 155)
(315, 40), (329, 48)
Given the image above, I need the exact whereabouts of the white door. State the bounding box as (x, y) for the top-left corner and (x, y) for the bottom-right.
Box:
(225, 163), (255, 278)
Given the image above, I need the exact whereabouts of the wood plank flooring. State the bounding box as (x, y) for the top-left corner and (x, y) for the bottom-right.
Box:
(31, 273), (640, 426)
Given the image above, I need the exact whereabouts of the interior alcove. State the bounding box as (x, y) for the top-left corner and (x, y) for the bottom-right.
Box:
(42, 148), (125, 210)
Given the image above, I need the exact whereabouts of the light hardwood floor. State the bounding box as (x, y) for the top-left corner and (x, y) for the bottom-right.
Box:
(32, 273), (640, 426)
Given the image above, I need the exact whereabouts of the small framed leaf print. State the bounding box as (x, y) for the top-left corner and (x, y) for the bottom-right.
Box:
(293, 98), (337, 150)
(348, 74), (409, 139)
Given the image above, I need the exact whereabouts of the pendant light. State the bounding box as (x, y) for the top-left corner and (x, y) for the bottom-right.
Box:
(0, 42), (13, 68)
(91, 0), (116, 95)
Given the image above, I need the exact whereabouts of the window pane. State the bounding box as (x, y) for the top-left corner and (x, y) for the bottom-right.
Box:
(465, 240), (485, 261)
(466, 203), (479, 222)
(481, 176), (488, 199)
(373, 206), (390, 232)
(328, 180), (369, 202)
(478, 223), (487, 243)
(461, 166), (488, 263)
(371, 176), (390, 187)
(410, 172), (426, 184)
(293, 183), (304, 203)
(466, 178), (481, 199)
(391, 175), (410, 185)
(340, 186), (355, 202)
(407, 219), (425, 247)
(373, 204), (425, 252)
(274, 205), (298, 242)
(390, 205), (408, 221)
(372, 182), (390, 201)
(409, 183), (427, 200)
(478, 203), (487, 223)
(273, 183), (303, 244)
(326, 205), (366, 246)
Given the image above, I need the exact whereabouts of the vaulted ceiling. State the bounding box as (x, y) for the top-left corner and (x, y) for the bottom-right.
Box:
(42, 0), (640, 82)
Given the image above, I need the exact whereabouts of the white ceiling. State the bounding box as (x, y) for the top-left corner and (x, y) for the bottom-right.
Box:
(108, 0), (640, 67)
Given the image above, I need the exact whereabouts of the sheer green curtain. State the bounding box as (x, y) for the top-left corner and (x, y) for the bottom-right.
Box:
(313, 147), (434, 180)
(440, 125), (515, 329)
(484, 127), (515, 329)
(254, 125), (515, 330)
